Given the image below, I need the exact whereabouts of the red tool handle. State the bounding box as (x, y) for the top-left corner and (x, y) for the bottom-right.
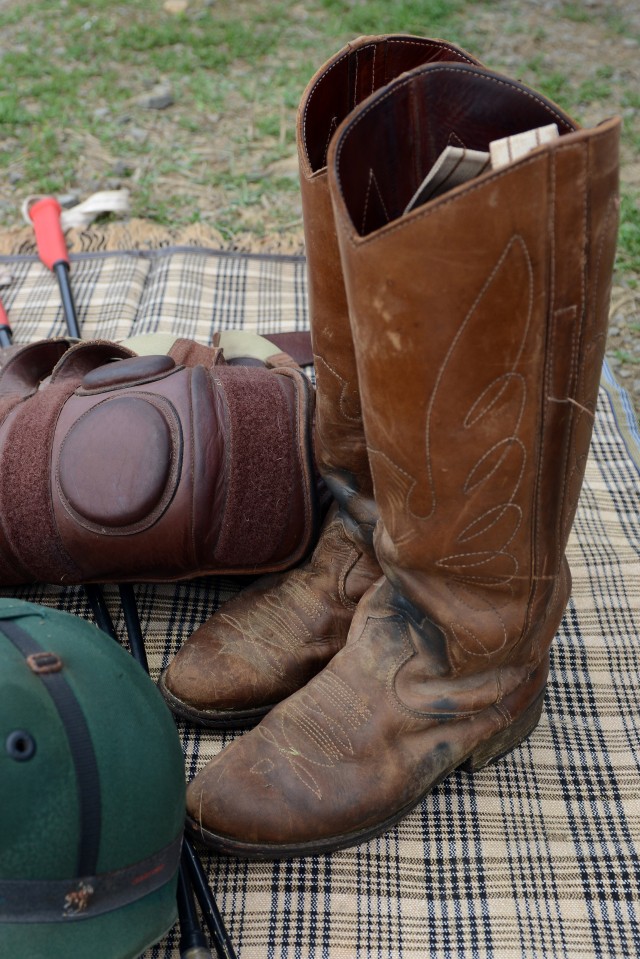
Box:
(0, 296), (13, 347)
(28, 197), (69, 270)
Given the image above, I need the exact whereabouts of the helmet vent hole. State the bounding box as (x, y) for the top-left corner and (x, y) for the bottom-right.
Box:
(6, 730), (36, 761)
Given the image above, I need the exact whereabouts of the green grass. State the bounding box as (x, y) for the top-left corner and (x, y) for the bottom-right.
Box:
(317, 0), (465, 37)
(559, 3), (591, 24)
(521, 57), (574, 111)
(0, 0), (638, 292)
(617, 193), (640, 277)
(622, 90), (640, 111)
(519, 60), (616, 112)
(576, 65), (614, 105)
(614, 348), (640, 364)
(0, 0), (470, 234)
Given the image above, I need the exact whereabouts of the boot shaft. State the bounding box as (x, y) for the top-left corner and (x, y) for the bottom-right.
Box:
(297, 37), (479, 518)
(328, 63), (620, 670)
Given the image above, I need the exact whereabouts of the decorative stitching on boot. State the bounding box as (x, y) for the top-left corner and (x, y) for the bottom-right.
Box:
(321, 116), (338, 168)
(450, 613), (508, 659)
(255, 670), (373, 799)
(361, 167), (390, 234)
(337, 544), (364, 610)
(314, 354), (362, 423)
(365, 236), (531, 578)
(353, 49), (359, 109)
(280, 572), (327, 621)
(462, 437), (527, 497)
(370, 43), (376, 95)
(463, 372), (526, 429)
(218, 607), (310, 681)
(457, 503), (523, 545)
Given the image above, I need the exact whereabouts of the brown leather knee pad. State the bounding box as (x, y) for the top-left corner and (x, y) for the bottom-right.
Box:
(0, 340), (318, 585)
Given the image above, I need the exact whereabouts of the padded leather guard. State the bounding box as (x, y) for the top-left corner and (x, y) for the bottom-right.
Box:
(0, 339), (319, 585)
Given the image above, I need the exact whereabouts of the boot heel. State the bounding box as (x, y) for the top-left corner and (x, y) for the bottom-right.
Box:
(461, 690), (546, 774)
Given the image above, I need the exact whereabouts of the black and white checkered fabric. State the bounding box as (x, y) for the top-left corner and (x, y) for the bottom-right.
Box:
(1, 247), (638, 958)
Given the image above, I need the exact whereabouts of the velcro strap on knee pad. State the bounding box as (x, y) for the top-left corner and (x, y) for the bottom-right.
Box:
(211, 365), (316, 570)
(0, 379), (84, 584)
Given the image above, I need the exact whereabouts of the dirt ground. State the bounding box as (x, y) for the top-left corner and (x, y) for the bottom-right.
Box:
(1, 0), (639, 414)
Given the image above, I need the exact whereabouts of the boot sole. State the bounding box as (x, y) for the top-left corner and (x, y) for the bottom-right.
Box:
(185, 689), (545, 859)
(158, 669), (271, 729)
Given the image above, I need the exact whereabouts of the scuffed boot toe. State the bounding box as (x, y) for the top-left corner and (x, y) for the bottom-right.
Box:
(183, 705), (357, 859)
(161, 508), (380, 729)
(159, 609), (283, 728)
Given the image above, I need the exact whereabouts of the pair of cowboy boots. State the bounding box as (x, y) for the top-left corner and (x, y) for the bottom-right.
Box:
(162, 36), (620, 858)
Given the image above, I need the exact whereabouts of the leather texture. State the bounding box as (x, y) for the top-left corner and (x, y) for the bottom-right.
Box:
(185, 63), (620, 857)
(160, 501), (380, 727)
(0, 338), (318, 585)
(161, 36), (479, 727)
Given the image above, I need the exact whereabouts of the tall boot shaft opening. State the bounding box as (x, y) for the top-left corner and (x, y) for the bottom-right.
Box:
(331, 62), (579, 237)
(299, 35), (479, 177)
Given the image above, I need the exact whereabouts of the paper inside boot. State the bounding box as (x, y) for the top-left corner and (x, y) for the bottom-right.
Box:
(404, 123), (559, 213)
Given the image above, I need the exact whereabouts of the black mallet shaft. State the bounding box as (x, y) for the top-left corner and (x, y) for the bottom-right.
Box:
(28, 197), (81, 339)
(0, 297), (13, 348)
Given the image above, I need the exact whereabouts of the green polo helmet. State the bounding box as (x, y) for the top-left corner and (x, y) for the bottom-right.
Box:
(0, 599), (185, 959)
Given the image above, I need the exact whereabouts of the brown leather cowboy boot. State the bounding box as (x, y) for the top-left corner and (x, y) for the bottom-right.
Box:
(184, 62), (620, 856)
(160, 36), (480, 728)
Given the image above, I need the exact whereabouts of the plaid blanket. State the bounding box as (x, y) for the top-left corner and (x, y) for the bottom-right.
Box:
(1, 247), (638, 958)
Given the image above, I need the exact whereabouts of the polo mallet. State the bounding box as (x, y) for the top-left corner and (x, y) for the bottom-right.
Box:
(28, 197), (81, 339)
(27, 199), (237, 959)
(113, 586), (237, 959)
(86, 586), (235, 959)
(0, 297), (12, 348)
